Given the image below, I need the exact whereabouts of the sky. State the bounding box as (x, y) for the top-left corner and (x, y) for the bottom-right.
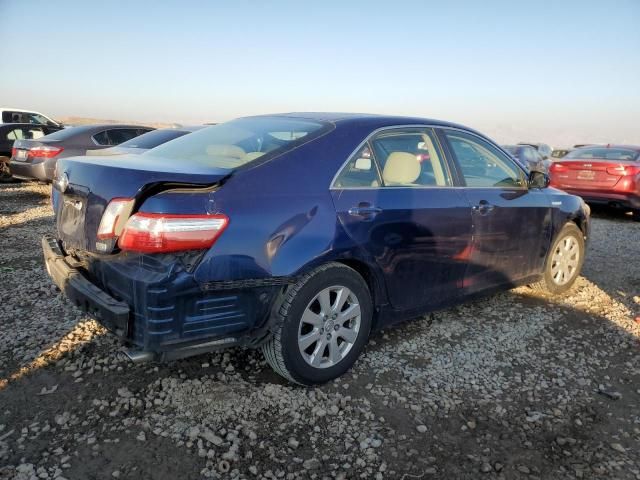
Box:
(1, 0), (639, 147)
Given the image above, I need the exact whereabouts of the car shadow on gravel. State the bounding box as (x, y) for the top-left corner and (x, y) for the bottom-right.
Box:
(1, 278), (639, 479)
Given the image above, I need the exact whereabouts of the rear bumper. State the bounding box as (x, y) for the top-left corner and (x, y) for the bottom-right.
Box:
(42, 236), (130, 335)
(42, 235), (284, 359)
(560, 189), (640, 210)
(9, 159), (52, 182)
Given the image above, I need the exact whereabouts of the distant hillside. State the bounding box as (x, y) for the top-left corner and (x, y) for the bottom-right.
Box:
(59, 117), (176, 129)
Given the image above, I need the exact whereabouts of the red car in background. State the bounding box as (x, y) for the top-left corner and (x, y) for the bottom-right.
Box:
(549, 145), (640, 220)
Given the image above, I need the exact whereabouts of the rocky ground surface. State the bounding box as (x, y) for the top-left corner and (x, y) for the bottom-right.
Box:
(0, 182), (639, 480)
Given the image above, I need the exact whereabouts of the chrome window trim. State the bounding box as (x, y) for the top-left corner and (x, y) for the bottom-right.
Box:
(329, 124), (456, 190)
(330, 124), (530, 191)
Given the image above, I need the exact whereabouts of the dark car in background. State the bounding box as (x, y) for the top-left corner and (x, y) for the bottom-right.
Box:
(549, 145), (640, 220)
(518, 142), (552, 160)
(43, 113), (590, 385)
(502, 144), (547, 171)
(85, 126), (203, 157)
(9, 124), (153, 181)
(0, 123), (63, 180)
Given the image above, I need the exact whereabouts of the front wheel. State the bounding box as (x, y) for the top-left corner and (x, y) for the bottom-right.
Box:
(262, 263), (372, 385)
(530, 223), (585, 295)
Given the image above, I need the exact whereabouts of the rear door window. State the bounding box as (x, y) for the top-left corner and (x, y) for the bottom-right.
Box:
(371, 128), (451, 187)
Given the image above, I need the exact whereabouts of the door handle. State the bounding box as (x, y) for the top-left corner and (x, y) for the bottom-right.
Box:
(348, 206), (382, 217)
(472, 200), (495, 215)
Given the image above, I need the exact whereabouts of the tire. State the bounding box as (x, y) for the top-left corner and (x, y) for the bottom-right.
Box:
(529, 223), (585, 295)
(262, 262), (372, 385)
(632, 209), (640, 222)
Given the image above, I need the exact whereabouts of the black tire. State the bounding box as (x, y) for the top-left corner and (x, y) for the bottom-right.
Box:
(529, 223), (585, 295)
(262, 262), (372, 385)
(632, 209), (640, 222)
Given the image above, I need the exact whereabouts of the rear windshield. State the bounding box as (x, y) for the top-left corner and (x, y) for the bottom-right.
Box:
(146, 117), (328, 169)
(119, 129), (188, 149)
(40, 126), (85, 141)
(565, 147), (639, 161)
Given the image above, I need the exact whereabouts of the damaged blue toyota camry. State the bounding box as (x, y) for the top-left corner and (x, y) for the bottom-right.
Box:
(43, 113), (590, 385)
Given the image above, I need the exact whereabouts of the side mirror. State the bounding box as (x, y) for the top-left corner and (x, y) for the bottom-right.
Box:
(528, 170), (550, 189)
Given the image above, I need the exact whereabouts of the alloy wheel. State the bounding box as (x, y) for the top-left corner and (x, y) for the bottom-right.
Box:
(550, 235), (580, 285)
(297, 285), (361, 368)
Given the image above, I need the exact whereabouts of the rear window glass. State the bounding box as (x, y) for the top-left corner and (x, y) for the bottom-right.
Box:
(119, 129), (188, 149)
(145, 117), (328, 169)
(565, 147), (639, 161)
(39, 126), (85, 141)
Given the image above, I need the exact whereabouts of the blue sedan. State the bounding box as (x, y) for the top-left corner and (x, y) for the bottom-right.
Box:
(42, 113), (590, 385)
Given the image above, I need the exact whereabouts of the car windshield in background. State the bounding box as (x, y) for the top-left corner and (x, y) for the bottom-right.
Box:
(119, 129), (189, 149)
(145, 117), (328, 169)
(565, 147), (639, 161)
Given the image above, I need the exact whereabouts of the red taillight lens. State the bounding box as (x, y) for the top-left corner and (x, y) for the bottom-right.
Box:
(97, 198), (135, 240)
(606, 165), (640, 176)
(549, 163), (567, 173)
(30, 145), (64, 158)
(118, 213), (229, 253)
(11, 147), (17, 157)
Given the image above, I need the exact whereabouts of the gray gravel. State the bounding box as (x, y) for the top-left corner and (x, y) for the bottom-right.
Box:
(0, 182), (639, 479)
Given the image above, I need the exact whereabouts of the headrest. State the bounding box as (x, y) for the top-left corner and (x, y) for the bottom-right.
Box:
(383, 152), (420, 185)
(205, 144), (246, 158)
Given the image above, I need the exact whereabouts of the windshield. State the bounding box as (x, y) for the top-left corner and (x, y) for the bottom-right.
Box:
(118, 129), (189, 149)
(565, 147), (639, 162)
(146, 117), (328, 169)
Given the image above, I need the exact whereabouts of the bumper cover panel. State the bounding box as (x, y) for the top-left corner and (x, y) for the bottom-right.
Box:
(42, 235), (130, 336)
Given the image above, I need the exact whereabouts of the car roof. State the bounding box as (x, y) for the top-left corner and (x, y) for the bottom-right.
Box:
(0, 107), (45, 114)
(61, 124), (154, 133)
(246, 112), (471, 130)
(574, 144), (640, 151)
(0, 123), (58, 128)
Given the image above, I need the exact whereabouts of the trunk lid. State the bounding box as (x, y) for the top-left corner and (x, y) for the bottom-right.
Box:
(550, 159), (630, 190)
(54, 154), (230, 253)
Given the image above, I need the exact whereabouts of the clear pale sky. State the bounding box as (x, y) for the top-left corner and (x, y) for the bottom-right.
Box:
(1, 0), (639, 146)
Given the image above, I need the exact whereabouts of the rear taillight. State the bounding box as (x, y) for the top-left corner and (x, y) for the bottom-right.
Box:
(606, 165), (640, 176)
(97, 198), (135, 240)
(11, 147), (17, 158)
(29, 145), (64, 158)
(549, 163), (567, 173)
(118, 213), (229, 253)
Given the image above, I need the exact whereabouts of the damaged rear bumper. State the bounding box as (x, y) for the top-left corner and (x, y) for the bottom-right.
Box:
(41, 235), (287, 360)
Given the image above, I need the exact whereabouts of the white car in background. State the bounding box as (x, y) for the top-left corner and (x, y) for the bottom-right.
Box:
(0, 108), (62, 127)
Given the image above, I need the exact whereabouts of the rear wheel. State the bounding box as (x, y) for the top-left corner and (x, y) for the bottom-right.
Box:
(262, 263), (372, 385)
(632, 209), (640, 222)
(0, 156), (13, 183)
(530, 223), (585, 295)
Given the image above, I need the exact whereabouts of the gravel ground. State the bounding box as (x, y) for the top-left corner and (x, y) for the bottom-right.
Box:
(0, 182), (639, 480)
